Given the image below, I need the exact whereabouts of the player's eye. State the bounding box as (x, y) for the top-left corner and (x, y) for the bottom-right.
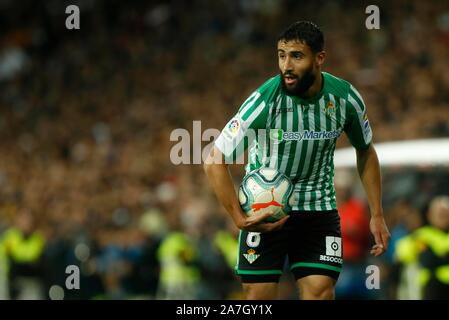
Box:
(292, 53), (303, 59)
(278, 54), (285, 59)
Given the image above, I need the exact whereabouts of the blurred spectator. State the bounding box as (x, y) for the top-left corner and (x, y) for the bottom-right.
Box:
(383, 199), (423, 298)
(156, 199), (238, 299)
(394, 196), (449, 299)
(156, 231), (200, 299)
(334, 170), (371, 299)
(195, 216), (239, 299)
(1, 209), (45, 299)
(385, 200), (423, 263)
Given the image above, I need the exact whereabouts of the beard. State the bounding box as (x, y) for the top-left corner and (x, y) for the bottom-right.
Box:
(280, 66), (316, 97)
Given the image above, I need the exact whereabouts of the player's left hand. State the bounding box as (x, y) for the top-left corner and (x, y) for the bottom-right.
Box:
(369, 214), (391, 257)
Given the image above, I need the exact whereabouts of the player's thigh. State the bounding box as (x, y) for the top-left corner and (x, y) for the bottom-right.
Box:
(236, 228), (288, 297)
(297, 274), (336, 300)
(287, 211), (343, 293)
(242, 282), (279, 300)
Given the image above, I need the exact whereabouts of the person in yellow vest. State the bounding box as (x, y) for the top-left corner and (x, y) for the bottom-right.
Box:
(155, 197), (240, 299)
(156, 231), (200, 299)
(395, 196), (449, 299)
(1, 209), (45, 299)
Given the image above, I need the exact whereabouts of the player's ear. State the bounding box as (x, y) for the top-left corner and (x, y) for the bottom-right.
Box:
(316, 51), (325, 66)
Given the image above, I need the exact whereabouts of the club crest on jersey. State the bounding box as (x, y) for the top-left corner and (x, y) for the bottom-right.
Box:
(243, 249), (260, 264)
(324, 101), (336, 117)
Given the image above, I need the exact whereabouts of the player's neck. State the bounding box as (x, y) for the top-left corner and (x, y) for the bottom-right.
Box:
(299, 71), (323, 99)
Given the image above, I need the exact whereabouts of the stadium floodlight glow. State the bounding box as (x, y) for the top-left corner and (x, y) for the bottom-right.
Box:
(334, 138), (449, 167)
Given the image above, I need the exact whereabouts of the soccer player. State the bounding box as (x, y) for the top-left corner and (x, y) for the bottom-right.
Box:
(204, 21), (390, 300)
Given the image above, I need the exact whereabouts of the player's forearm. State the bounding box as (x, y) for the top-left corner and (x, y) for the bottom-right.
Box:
(356, 144), (383, 217)
(204, 150), (244, 225)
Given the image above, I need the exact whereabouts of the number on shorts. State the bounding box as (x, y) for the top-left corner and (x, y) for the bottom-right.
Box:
(246, 232), (261, 248)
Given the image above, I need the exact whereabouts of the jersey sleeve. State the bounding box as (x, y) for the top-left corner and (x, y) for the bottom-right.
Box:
(215, 86), (272, 163)
(344, 84), (373, 150)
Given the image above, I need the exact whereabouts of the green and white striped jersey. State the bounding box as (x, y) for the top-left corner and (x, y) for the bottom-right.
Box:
(215, 72), (372, 212)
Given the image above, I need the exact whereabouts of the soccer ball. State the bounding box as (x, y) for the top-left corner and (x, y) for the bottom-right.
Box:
(238, 167), (294, 222)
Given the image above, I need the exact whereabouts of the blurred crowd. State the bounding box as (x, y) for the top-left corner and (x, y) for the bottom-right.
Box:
(0, 0), (448, 299)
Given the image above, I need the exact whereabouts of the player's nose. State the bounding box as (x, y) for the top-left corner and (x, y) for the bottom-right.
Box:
(282, 56), (293, 72)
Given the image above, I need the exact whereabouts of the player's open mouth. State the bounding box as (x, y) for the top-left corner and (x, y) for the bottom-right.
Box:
(284, 76), (297, 85)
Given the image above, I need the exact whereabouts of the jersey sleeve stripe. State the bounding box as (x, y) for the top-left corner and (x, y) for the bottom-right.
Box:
(347, 94), (364, 115)
(239, 91), (261, 118)
(349, 85), (365, 108)
(347, 94), (372, 146)
(241, 92), (262, 121)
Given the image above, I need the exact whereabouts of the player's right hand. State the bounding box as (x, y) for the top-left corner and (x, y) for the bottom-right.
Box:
(236, 212), (289, 233)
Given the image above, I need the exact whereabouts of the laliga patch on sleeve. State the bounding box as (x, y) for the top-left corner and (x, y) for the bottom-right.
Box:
(223, 118), (241, 140)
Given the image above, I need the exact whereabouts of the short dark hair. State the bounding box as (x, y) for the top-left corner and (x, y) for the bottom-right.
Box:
(277, 21), (324, 53)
